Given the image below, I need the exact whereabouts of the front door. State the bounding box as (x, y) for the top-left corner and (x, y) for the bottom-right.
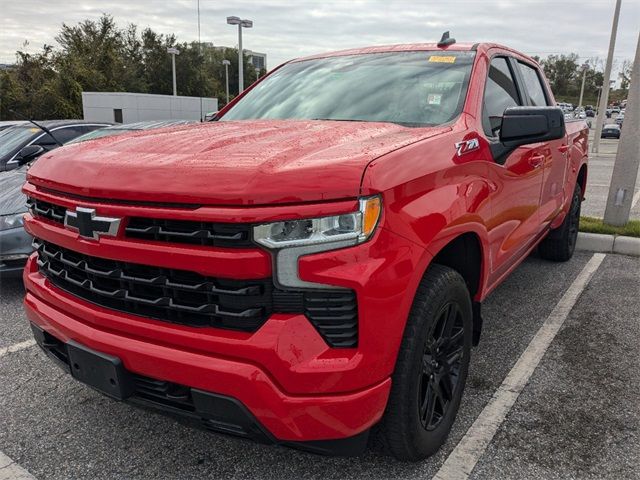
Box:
(481, 56), (545, 284)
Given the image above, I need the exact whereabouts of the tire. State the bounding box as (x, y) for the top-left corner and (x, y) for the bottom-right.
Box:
(378, 264), (472, 461)
(538, 182), (582, 262)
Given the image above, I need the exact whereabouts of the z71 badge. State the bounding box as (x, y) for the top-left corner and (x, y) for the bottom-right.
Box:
(455, 138), (480, 157)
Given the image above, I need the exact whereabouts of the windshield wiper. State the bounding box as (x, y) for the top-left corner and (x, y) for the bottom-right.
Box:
(311, 118), (367, 122)
(311, 118), (431, 128)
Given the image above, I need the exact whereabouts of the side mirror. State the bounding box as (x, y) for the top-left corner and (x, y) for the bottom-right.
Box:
(499, 107), (565, 147)
(16, 145), (45, 165)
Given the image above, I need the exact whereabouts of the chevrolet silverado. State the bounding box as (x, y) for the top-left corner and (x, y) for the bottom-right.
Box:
(22, 40), (588, 460)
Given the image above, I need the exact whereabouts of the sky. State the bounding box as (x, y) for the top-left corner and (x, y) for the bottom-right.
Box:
(2, 0), (638, 77)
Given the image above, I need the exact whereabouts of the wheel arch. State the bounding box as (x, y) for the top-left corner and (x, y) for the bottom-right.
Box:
(576, 162), (588, 200)
(424, 229), (488, 345)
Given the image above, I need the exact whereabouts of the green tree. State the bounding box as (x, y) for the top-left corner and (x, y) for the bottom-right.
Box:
(541, 53), (580, 98)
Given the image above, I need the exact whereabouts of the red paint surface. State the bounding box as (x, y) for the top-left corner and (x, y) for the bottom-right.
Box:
(23, 42), (588, 442)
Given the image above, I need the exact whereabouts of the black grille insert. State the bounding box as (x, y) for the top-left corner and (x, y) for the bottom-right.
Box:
(35, 240), (272, 331)
(26, 197), (66, 225)
(273, 290), (358, 348)
(33, 238), (359, 347)
(304, 291), (358, 348)
(125, 217), (254, 248)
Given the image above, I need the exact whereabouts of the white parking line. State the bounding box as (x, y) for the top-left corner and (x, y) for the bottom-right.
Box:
(0, 451), (36, 479)
(433, 253), (606, 480)
(0, 339), (36, 359)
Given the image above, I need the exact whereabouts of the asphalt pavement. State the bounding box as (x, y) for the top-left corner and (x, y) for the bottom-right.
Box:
(1, 250), (638, 479)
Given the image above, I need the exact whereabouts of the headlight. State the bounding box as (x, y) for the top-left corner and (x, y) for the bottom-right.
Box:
(254, 196), (381, 249)
(0, 213), (25, 231)
(253, 196), (382, 289)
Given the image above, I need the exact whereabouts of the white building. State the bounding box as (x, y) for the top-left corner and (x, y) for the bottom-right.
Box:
(82, 92), (218, 124)
(246, 50), (267, 71)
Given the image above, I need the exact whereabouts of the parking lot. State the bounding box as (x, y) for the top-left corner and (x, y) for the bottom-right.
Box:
(583, 126), (640, 220)
(1, 249), (638, 479)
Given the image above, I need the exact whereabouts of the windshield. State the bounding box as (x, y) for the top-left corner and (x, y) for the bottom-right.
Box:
(222, 51), (475, 127)
(0, 126), (40, 160)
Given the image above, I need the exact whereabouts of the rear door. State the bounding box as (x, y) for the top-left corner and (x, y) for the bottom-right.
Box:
(516, 60), (568, 226)
(482, 56), (545, 282)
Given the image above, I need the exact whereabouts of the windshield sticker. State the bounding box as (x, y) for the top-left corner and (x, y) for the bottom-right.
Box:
(429, 55), (456, 63)
(427, 93), (442, 105)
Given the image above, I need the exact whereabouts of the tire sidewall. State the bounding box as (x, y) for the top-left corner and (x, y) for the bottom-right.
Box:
(404, 271), (473, 457)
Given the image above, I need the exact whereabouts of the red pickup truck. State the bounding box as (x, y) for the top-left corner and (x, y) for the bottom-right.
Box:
(23, 41), (588, 460)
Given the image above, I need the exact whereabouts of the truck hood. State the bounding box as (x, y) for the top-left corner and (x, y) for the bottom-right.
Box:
(27, 120), (447, 206)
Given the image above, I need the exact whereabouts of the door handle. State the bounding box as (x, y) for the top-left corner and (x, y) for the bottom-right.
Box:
(558, 144), (570, 153)
(528, 154), (544, 169)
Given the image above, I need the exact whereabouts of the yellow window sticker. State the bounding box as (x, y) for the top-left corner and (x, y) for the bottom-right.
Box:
(429, 55), (456, 63)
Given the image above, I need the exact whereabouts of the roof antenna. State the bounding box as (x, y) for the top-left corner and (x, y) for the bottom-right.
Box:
(437, 31), (456, 48)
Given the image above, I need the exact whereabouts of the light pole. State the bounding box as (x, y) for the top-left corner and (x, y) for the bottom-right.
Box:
(592, 0), (621, 153)
(595, 86), (603, 116)
(226, 16), (253, 94)
(255, 67), (260, 82)
(167, 47), (180, 96)
(604, 31), (640, 226)
(578, 63), (589, 109)
(222, 59), (231, 105)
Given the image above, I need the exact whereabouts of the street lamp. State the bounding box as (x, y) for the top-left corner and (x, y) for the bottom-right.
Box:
(226, 16), (253, 93)
(222, 59), (231, 105)
(167, 47), (180, 96)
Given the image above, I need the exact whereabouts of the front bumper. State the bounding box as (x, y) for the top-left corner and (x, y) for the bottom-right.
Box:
(29, 322), (372, 455)
(25, 277), (391, 444)
(0, 226), (32, 276)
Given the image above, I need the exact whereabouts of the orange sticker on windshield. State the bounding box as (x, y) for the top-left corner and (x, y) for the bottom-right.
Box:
(429, 55), (456, 63)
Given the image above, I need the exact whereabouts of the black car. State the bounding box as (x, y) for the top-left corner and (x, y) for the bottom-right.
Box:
(601, 124), (621, 139)
(0, 120), (194, 277)
(0, 165), (30, 276)
(585, 109), (595, 117)
(0, 120), (110, 172)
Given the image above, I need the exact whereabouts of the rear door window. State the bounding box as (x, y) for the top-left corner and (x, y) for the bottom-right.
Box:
(518, 62), (549, 106)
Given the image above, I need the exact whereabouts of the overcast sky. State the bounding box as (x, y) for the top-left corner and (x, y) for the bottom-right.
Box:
(2, 0), (638, 75)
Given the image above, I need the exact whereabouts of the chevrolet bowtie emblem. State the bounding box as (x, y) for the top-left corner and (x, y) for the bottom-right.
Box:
(64, 207), (121, 240)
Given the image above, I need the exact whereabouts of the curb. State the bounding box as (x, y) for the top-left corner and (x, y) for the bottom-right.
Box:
(576, 232), (640, 256)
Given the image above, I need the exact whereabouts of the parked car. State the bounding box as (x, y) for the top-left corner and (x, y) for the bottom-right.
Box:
(601, 124), (621, 139)
(67, 120), (196, 144)
(0, 120), (111, 172)
(0, 165), (29, 276)
(0, 121), (193, 277)
(611, 106), (620, 114)
(23, 41), (588, 461)
(615, 114), (624, 126)
(586, 109), (595, 117)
